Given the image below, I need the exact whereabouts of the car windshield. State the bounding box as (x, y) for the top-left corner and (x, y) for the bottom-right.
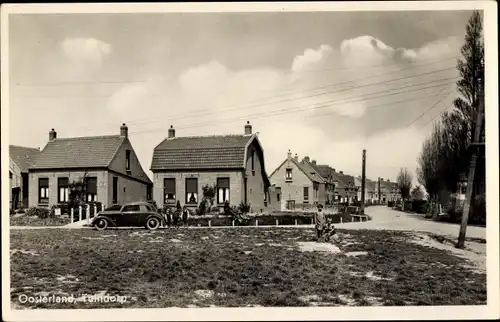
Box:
(105, 205), (122, 211)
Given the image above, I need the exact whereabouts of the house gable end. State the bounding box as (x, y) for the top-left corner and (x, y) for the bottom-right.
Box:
(108, 138), (152, 185)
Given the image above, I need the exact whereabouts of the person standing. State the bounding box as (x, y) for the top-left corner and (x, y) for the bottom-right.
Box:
(182, 206), (189, 228)
(314, 204), (326, 241)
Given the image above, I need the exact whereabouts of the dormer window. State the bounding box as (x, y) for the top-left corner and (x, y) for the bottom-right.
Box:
(285, 168), (293, 181)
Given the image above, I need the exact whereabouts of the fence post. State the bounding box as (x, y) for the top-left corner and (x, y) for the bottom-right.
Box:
(94, 205), (97, 216)
(79, 206), (82, 221)
(232, 220), (235, 227)
(70, 208), (74, 223)
(340, 217), (343, 224)
(352, 216), (354, 222)
(311, 218), (314, 225)
(256, 219), (259, 227)
(295, 219), (297, 226)
(87, 206), (90, 224)
(276, 219), (278, 226)
(208, 220), (211, 227)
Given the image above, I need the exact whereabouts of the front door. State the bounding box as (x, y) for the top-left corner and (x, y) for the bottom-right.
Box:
(11, 187), (20, 210)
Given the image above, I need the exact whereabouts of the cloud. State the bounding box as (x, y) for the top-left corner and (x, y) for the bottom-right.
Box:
(102, 35), (461, 182)
(60, 37), (112, 71)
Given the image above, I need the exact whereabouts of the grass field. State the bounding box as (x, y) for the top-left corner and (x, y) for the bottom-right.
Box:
(10, 227), (486, 309)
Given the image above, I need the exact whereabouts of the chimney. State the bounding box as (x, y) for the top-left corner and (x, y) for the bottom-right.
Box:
(332, 168), (336, 172)
(304, 156), (310, 163)
(287, 149), (292, 159)
(244, 121), (252, 135)
(120, 123), (128, 138)
(168, 125), (175, 138)
(294, 153), (299, 161)
(49, 128), (57, 141)
(339, 170), (344, 174)
(312, 160), (317, 165)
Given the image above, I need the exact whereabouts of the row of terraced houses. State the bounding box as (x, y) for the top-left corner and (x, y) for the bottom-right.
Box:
(9, 122), (400, 212)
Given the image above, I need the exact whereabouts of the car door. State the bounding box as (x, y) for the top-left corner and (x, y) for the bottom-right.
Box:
(119, 205), (140, 226)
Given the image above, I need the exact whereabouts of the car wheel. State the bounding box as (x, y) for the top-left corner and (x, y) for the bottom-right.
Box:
(95, 218), (108, 231)
(146, 217), (160, 230)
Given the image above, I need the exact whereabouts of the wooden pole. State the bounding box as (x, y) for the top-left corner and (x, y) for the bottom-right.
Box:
(457, 93), (484, 249)
(377, 177), (381, 204)
(360, 149), (366, 215)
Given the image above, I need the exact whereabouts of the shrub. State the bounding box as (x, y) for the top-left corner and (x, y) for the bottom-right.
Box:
(238, 202), (251, 214)
(387, 201), (394, 207)
(411, 200), (428, 214)
(26, 206), (51, 219)
(10, 209), (16, 216)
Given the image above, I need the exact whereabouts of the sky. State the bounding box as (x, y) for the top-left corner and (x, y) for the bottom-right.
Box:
(8, 10), (475, 184)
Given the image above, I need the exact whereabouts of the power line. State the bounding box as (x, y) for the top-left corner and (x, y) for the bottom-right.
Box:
(407, 90), (453, 127)
(74, 73), (458, 132)
(127, 85), (455, 136)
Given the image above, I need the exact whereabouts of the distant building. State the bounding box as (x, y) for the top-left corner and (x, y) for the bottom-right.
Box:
(269, 151), (325, 210)
(28, 124), (152, 208)
(377, 178), (400, 203)
(150, 122), (271, 212)
(9, 145), (41, 209)
(355, 176), (377, 203)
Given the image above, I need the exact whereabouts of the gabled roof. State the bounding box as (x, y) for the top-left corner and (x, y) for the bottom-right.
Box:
(31, 135), (124, 170)
(269, 157), (323, 184)
(312, 164), (335, 181)
(9, 145), (41, 173)
(151, 134), (254, 171)
(300, 158), (326, 183)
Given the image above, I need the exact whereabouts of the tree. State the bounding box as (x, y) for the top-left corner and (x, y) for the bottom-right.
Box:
(68, 171), (88, 208)
(396, 167), (413, 210)
(410, 185), (425, 201)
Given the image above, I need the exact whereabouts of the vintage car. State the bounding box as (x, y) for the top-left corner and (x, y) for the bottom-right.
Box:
(90, 201), (165, 231)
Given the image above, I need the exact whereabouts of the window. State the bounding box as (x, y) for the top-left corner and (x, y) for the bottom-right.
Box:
(86, 177), (97, 202)
(9, 171), (13, 179)
(147, 185), (152, 200)
(122, 205), (140, 212)
(285, 168), (293, 181)
(185, 178), (198, 204)
(58, 177), (69, 203)
(164, 178), (176, 203)
(251, 150), (255, 176)
(125, 149), (131, 170)
(39, 178), (49, 204)
(105, 205), (122, 211)
(217, 178), (230, 204)
(304, 187), (309, 202)
(277, 193), (281, 202)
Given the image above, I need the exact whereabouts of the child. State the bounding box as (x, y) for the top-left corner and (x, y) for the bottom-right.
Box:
(323, 219), (337, 242)
(314, 204), (326, 241)
(182, 206), (189, 228)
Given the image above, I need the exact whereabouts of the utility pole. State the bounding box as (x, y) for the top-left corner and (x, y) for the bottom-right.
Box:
(377, 177), (381, 204)
(457, 92), (484, 249)
(360, 149), (366, 215)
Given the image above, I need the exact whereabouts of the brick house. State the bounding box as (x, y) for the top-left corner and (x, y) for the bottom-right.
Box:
(150, 122), (271, 212)
(376, 178), (400, 203)
(28, 124), (152, 208)
(9, 145), (41, 209)
(300, 156), (333, 205)
(269, 151), (325, 210)
(308, 162), (337, 205)
(331, 170), (357, 204)
(354, 176), (378, 203)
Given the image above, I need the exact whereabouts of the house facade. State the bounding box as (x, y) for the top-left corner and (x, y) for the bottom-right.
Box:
(376, 178), (400, 203)
(331, 170), (357, 204)
(28, 124), (152, 208)
(150, 122), (271, 212)
(9, 145), (41, 209)
(269, 151), (325, 210)
(309, 162), (337, 205)
(354, 177), (378, 203)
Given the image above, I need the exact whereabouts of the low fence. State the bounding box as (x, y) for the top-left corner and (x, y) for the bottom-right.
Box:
(56, 203), (106, 224)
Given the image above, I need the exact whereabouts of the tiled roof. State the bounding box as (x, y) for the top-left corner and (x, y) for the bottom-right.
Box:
(31, 135), (124, 170)
(313, 164), (334, 180)
(300, 159), (326, 183)
(9, 145), (41, 173)
(151, 135), (253, 170)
